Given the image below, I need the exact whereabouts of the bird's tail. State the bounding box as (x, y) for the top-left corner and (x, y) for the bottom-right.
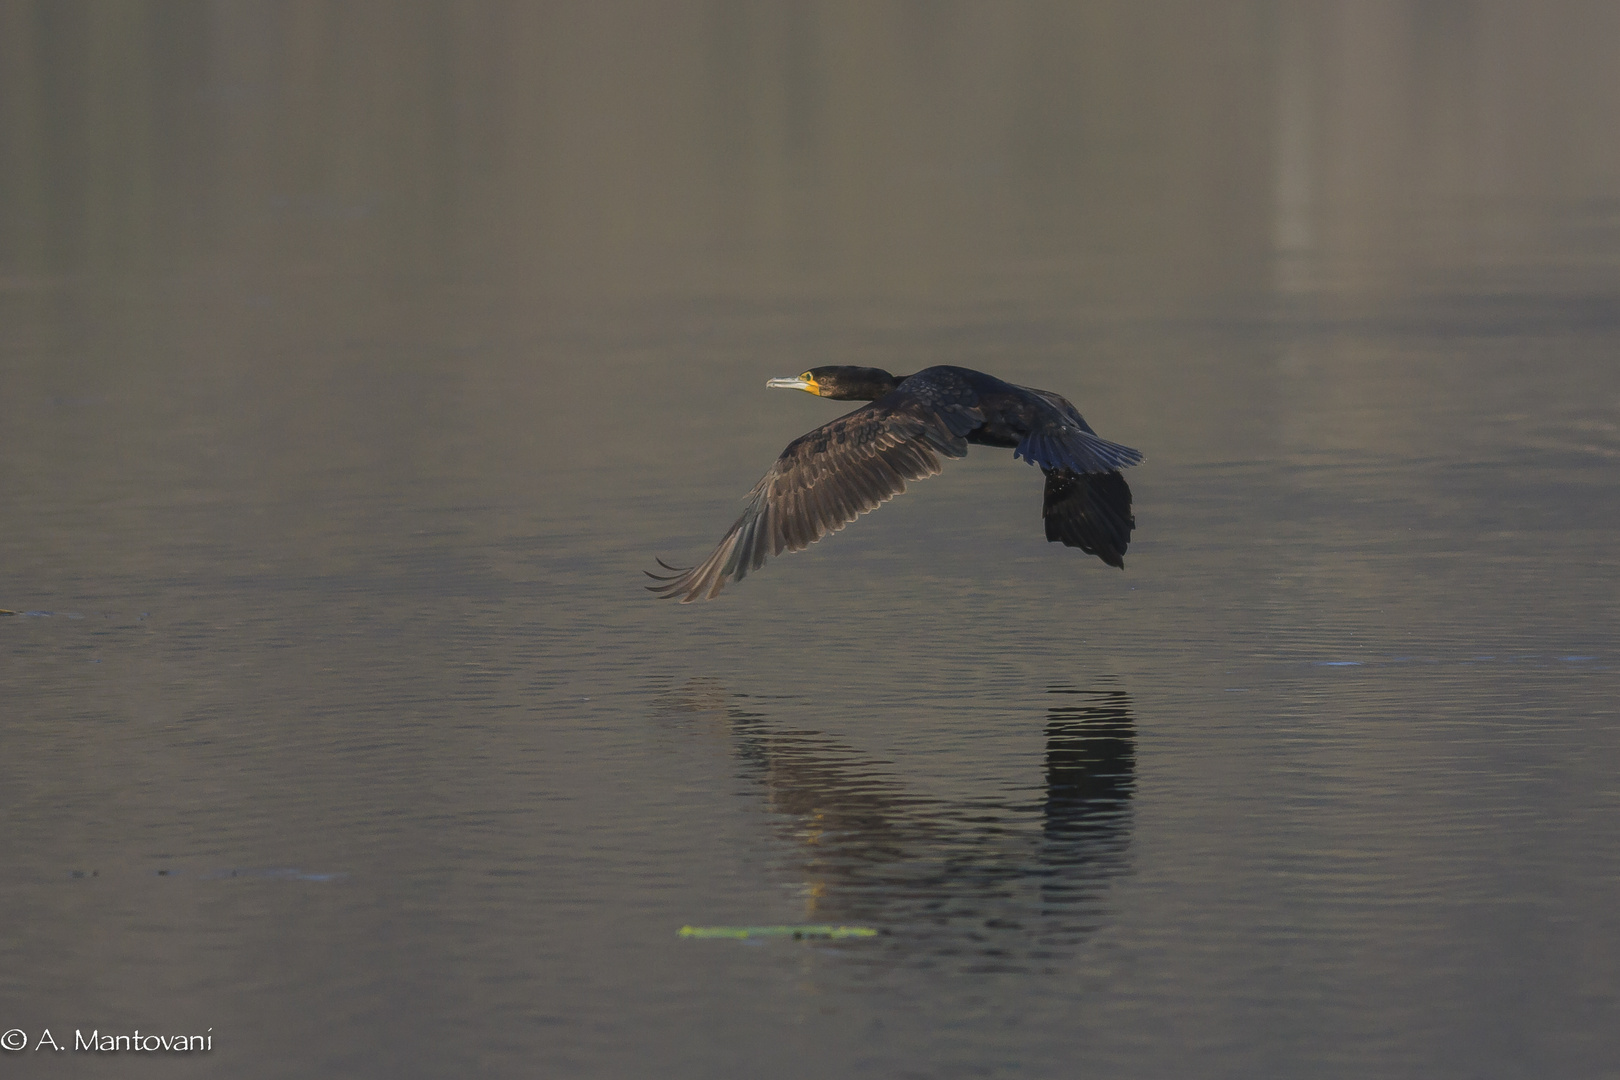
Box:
(1015, 429), (1143, 474)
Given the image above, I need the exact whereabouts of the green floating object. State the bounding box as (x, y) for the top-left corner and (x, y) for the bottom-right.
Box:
(679, 924), (878, 940)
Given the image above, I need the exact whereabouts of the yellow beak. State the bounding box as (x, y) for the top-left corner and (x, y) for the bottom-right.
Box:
(765, 376), (820, 396)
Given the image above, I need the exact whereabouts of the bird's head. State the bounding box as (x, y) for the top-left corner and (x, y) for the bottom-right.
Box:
(766, 366), (904, 401)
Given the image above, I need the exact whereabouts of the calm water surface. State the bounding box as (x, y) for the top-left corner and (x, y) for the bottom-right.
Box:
(2, 3), (1618, 1077)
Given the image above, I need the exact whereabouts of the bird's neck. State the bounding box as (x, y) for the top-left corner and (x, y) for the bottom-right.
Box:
(847, 372), (907, 400)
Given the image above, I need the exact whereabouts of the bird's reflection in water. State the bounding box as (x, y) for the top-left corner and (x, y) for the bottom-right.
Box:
(657, 680), (1135, 971)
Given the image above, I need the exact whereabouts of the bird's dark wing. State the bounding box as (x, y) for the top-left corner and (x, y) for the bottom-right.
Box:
(1019, 385), (1097, 433)
(648, 403), (972, 602)
(1042, 469), (1134, 569)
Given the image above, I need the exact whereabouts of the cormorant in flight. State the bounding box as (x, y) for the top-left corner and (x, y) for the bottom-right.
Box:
(648, 365), (1142, 602)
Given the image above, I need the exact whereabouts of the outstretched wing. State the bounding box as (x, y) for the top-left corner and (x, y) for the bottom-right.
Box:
(648, 402), (971, 602)
(1042, 469), (1135, 568)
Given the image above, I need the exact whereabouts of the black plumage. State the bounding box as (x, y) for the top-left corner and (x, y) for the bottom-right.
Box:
(648, 365), (1142, 602)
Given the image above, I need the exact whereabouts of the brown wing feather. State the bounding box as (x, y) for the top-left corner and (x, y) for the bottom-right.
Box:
(648, 405), (967, 602)
(1041, 469), (1134, 568)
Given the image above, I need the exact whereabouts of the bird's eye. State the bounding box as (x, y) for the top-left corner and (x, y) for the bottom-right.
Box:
(800, 372), (813, 381)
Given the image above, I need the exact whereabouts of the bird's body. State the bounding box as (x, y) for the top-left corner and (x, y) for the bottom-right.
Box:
(648, 365), (1142, 602)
